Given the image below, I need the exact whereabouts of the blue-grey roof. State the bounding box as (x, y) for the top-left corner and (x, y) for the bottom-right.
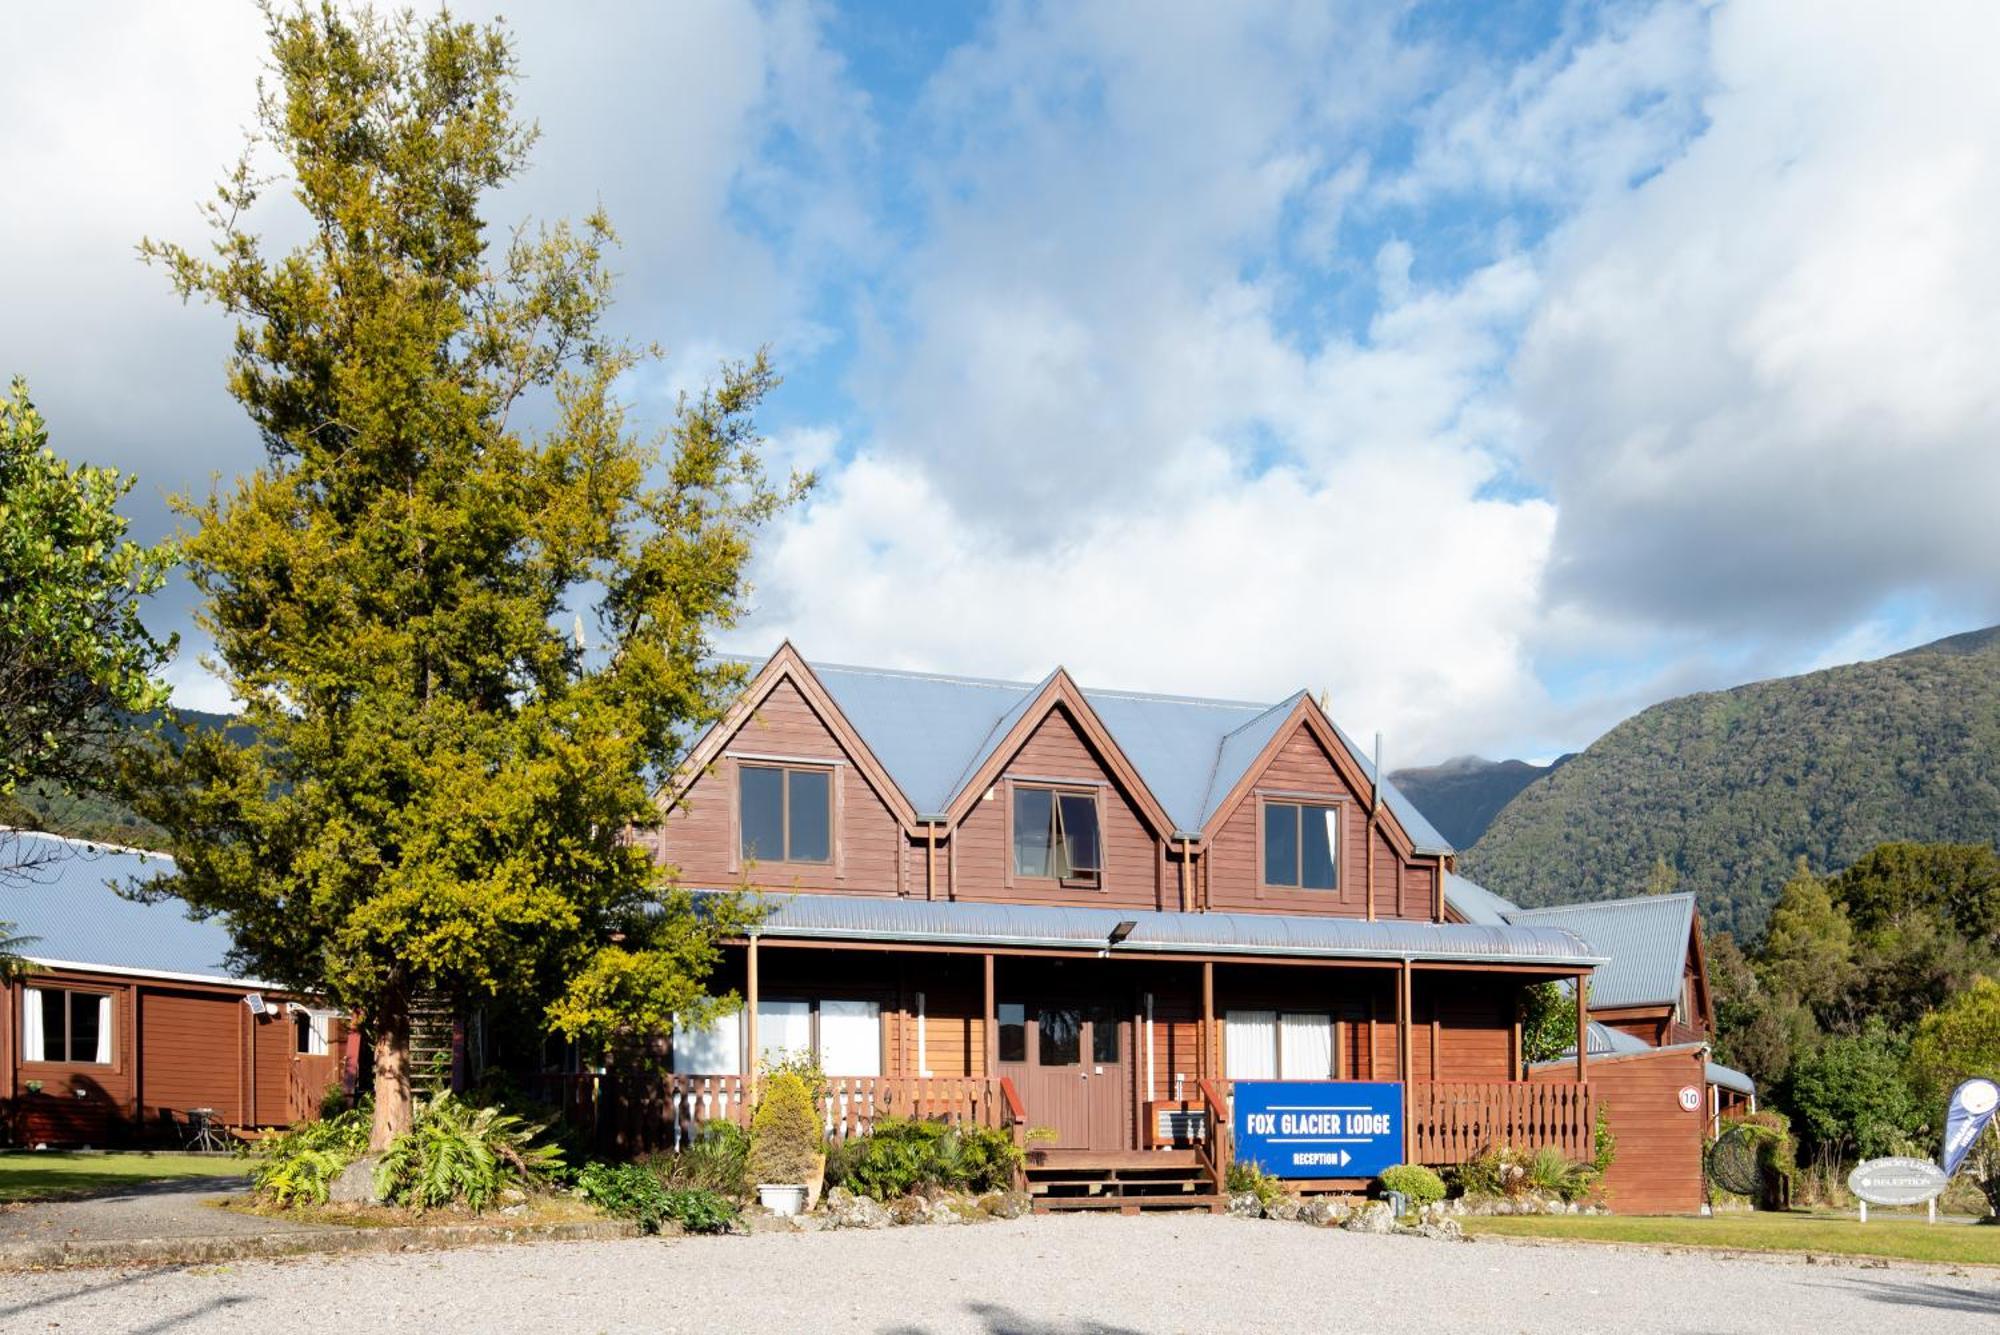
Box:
(1707, 1061), (1755, 1096)
(1443, 872), (1520, 926)
(1535, 1021), (1758, 1096)
(729, 890), (1603, 966)
(1505, 894), (1697, 1009)
(776, 656), (1453, 853)
(0, 832), (256, 984)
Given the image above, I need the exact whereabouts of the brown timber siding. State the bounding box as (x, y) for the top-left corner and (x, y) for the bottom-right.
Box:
(951, 705), (1160, 908)
(1532, 1046), (1707, 1213)
(660, 678), (906, 895)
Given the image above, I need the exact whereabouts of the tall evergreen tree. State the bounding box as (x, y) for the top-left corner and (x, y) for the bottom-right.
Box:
(127, 2), (800, 1148)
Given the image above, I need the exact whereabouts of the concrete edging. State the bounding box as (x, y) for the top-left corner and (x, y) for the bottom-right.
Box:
(0, 1216), (643, 1271)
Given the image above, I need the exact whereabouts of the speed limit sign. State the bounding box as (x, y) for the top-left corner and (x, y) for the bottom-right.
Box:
(1677, 1085), (1702, 1112)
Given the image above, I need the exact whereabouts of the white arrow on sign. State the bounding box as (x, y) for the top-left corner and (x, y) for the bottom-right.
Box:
(1337, 1150), (1350, 1167)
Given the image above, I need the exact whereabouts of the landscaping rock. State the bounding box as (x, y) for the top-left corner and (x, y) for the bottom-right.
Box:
(930, 1196), (978, 1226)
(1298, 1198), (1350, 1228)
(328, 1155), (384, 1206)
(1227, 1192), (1264, 1217)
(1340, 1200), (1395, 1234)
(1410, 1218), (1466, 1242)
(977, 1190), (1033, 1220)
(1264, 1197), (1304, 1223)
(887, 1194), (933, 1227)
(820, 1188), (891, 1230)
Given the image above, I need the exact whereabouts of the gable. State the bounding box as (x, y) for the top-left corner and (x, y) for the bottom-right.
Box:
(1507, 895), (1696, 1009)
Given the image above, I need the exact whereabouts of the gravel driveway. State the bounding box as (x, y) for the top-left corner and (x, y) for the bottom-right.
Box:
(3, 1214), (1996, 1334)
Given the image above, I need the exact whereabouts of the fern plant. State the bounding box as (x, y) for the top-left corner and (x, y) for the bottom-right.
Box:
(249, 1104), (372, 1206)
(373, 1089), (564, 1212)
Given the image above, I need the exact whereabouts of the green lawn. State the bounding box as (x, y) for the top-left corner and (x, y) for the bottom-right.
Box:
(1465, 1210), (2000, 1267)
(0, 1151), (244, 1204)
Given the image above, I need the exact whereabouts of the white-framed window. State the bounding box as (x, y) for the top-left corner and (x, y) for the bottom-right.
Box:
(669, 998), (883, 1076)
(22, 987), (112, 1065)
(1225, 1009), (1334, 1080)
(671, 1009), (743, 1075)
(292, 1006), (337, 1056)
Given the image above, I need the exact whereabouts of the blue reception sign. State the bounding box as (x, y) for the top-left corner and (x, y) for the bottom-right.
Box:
(1233, 1081), (1403, 1179)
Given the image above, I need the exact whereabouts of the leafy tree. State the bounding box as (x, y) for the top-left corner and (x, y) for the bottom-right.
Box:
(0, 378), (176, 847)
(1906, 978), (2000, 1214)
(1757, 859), (1858, 1023)
(1706, 928), (1813, 1087)
(125, 3), (799, 1149)
(1643, 855), (1679, 896)
(1905, 978), (2000, 1114)
(1520, 980), (1576, 1065)
(1786, 1020), (1920, 1165)
(1831, 842), (2000, 945)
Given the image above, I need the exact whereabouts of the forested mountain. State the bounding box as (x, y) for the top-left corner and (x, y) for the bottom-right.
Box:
(1388, 755), (1566, 849)
(1459, 627), (2000, 939)
(0, 708), (243, 851)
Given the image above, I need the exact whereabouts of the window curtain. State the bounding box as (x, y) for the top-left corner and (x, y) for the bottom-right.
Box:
(672, 1009), (742, 1075)
(21, 987), (43, 1062)
(1224, 1009), (1277, 1080)
(94, 994), (112, 1064)
(818, 1000), (882, 1077)
(1279, 1012), (1333, 1080)
(757, 1000), (813, 1067)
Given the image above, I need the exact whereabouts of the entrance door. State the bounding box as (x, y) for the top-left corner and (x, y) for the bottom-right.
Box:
(998, 1000), (1128, 1150)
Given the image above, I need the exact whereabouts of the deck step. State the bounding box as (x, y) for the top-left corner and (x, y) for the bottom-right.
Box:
(1034, 1193), (1225, 1214)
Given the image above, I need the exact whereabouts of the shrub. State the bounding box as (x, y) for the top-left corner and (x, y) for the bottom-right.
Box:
(648, 1120), (751, 1200)
(836, 1118), (1024, 1200)
(249, 1103), (372, 1206)
(1449, 1143), (1600, 1204)
(1378, 1163), (1445, 1210)
(748, 1071), (823, 1186)
(575, 1160), (737, 1234)
(1225, 1159), (1284, 1207)
(374, 1089), (565, 1212)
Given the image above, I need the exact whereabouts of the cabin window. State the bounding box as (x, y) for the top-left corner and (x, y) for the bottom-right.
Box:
(1262, 801), (1339, 890)
(738, 763), (832, 864)
(1224, 1010), (1333, 1080)
(1011, 785), (1102, 885)
(674, 997), (882, 1076)
(21, 987), (112, 1065)
(996, 1003), (1026, 1062)
(292, 1007), (335, 1056)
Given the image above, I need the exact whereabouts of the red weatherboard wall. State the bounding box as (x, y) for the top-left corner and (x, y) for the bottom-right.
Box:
(1533, 1046), (1707, 1213)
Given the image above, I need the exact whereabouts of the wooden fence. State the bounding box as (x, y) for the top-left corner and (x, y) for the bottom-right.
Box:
(1407, 1080), (1596, 1165)
(534, 1073), (1011, 1157)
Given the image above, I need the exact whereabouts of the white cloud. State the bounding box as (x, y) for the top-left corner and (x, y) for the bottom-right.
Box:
(1515, 0), (2000, 638)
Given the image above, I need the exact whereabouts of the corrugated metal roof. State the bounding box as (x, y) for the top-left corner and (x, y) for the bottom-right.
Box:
(0, 832), (255, 984)
(1443, 872), (1520, 926)
(1533, 1021), (1758, 1096)
(789, 656), (1453, 853)
(1505, 894), (1697, 1009)
(727, 890), (1603, 966)
(1707, 1061), (1755, 1096)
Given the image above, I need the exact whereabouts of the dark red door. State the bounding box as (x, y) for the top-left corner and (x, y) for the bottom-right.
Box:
(997, 1000), (1128, 1151)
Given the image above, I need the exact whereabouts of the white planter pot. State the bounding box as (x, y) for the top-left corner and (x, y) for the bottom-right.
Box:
(759, 1184), (808, 1217)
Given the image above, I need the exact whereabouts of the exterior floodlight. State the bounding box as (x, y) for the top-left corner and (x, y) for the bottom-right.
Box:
(1108, 920), (1138, 947)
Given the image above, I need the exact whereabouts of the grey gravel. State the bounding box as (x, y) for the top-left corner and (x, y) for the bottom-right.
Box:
(2, 1213), (1996, 1334)
(0, 1176), (322, 1248)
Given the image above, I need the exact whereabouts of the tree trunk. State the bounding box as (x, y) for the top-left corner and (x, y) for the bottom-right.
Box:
(369, 993), (414, 1152)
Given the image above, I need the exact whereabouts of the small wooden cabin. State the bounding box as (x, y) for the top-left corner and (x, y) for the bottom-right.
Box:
(1, 833), (348, 1147)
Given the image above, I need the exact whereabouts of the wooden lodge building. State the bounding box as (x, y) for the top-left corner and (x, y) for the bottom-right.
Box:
(622, 645), (1754, 1212)
(1, 832), (348, 1148)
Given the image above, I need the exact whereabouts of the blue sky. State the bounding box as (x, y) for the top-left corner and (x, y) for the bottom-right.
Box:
(5, 1), (1998, 764)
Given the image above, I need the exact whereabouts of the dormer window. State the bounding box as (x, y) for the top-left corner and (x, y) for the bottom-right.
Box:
(739, 763), (832, 864)
(1263, 800), (1340, 890)
(1012, 785), (1102, 885)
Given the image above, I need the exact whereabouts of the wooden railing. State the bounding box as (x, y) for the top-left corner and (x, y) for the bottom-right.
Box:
(533, 1072), (1012, 1157)
(1407, 1080), (1596, 1165)
(285, 1055), (344, 1124)
(999, 1076), (1028, 1190)
(1195, 1078), (1232, 1194)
